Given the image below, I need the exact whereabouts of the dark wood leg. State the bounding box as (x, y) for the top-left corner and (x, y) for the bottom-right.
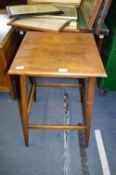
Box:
(79, 79), (83, 103)
(80, 79), (86, 113)
(97, 35), (104, 52)
(29, 77), (36, 102)
(33, 78), (36, 102)
(7, 75), (16, 100)
(85, 78), (95, 147)
(20, 75), (29, 146)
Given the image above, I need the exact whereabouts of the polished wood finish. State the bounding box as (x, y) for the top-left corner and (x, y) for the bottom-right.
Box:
(28, 84), (35, 115)
(9, 32), (106, 78)
(36, 83), (81, 88)
(20, 75), (29, 146)
(28, 124), (86, 130)
(85, 78), (95, 147)
(0, 14), (21, 98)
(8, 32), (106, 147)
(31, 78), (36, 102)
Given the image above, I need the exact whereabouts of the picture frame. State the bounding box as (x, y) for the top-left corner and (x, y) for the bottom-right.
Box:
(27, 0), (81, 7)
(94, 0), (112, 35)
(80, 0), (102, 30)
(8, 17), (70, 32)
(6, 4), (63, 18)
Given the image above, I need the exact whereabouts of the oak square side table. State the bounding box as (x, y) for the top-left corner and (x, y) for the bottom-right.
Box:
(8, 32), (106, 147)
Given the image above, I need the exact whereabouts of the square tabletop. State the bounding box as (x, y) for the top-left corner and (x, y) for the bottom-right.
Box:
(8, 32), (106, 78)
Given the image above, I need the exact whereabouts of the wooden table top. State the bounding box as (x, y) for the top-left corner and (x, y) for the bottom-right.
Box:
(0, 14), (12, 46)
(8, 32), (106, 78)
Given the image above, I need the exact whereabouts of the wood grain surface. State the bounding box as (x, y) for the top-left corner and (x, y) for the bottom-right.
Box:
(8, 32), (106, 78)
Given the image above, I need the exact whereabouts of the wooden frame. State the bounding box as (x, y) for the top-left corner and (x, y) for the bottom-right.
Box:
(28, 0), (81, 6)
(6, 4), (63, 18)
(80, 0), (102, 30)
(94, 0), (112, 35)
(8, 17), (70, 32)
(19, 76), (95, 147)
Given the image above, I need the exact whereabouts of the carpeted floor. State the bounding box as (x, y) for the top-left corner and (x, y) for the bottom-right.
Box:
(0, 78), (116, 175)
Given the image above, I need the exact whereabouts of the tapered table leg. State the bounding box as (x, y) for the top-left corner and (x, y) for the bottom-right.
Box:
(20, 75), (29, 146)
(85, 78), (95, 147)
